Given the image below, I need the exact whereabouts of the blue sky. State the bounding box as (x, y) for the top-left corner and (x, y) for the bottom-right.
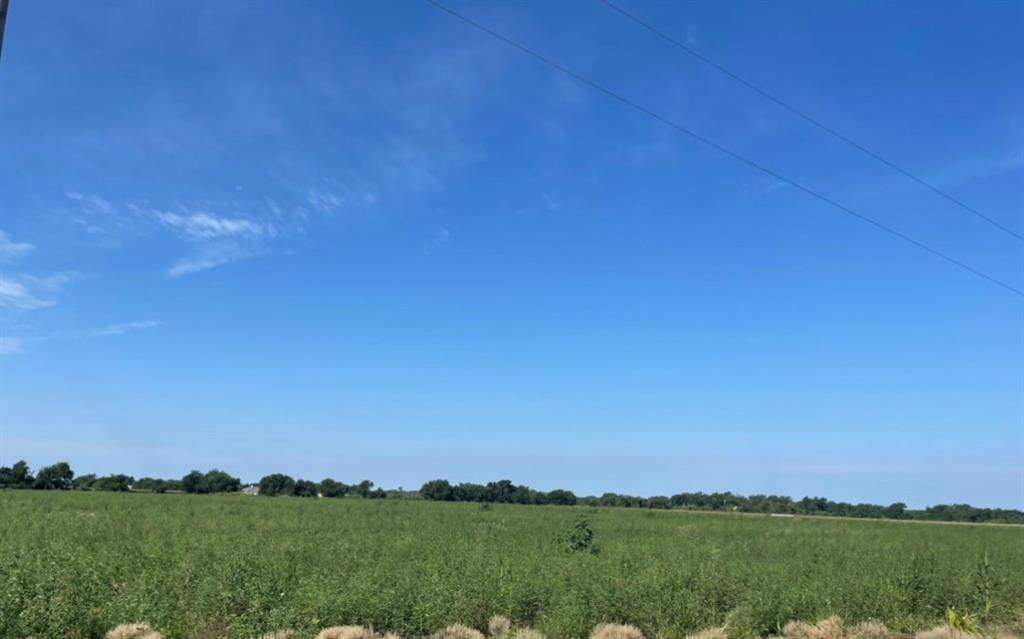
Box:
(1, 1), (1021, 508)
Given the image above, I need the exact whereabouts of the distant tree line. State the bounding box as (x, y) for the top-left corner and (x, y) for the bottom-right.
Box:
(0, 460), (396, 501)
(3, 460), (1021, 524)
(420, 479), (578, 506)
(417, 479), (1024, 524)
(255, 474), (387, 499)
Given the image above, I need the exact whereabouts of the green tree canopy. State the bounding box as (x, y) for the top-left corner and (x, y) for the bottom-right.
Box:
(292, 479), (318, 497)
(33, 462), (74, 490)
(258, 473), (295, 497)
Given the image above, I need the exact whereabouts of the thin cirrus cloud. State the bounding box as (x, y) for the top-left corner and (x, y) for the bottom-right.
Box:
(0, 231), (35, 262)
(0, 336), (22, 354)
(0, 272), (77, 311)
(155, 209), (272, 277)
(154, 210), (273, 240)
(62, 190), (335, 277)
(91, 320), (164, 337)
(166, 242), (262, 278)
(0, 320), (164, 356)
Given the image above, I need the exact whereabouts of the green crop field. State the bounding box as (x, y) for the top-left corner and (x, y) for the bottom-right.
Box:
(1, 491), (1021, 639)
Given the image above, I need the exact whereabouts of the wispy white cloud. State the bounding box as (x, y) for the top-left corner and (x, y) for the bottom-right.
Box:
(150, 204), (281, 276)
(0, 337), (22, 355)
(91, 319), (163, 336)
(306, 188), (345, 215)
(155, 210), (271, 239)
(0, 231), (34, 262)
(0, 271), (76, 310)
(167, 241), (258, 277)
(63, 191), (138, 239)
(0, 278), (54, 310)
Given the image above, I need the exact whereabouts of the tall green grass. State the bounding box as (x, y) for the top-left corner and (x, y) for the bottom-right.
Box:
(1, 492), (1021, 639)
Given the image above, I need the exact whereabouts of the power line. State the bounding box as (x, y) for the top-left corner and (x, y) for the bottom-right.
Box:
(0, 0), (9, 62)
(596, 0), (1024, 245)
(425, 0), (1024, 299)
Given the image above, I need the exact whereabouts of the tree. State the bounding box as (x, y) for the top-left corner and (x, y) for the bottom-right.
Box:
(136, 477), (172, 493)
(33, 462), (74, 490)
(884, 502), (907, 519)
(73, 473), (97, 490)
(420, 479), (454, 501)
(544, 489), (577, 506)
(258, 473), (295, 497)
(10, 460), (33, 488)
(201, 469), (241, 494)
(93, 474), (132, 492)
(292, 479), (318, 497)
(353, 479), (374, 498)
(181, 470), (205, 494)
(319, 478), (349, 498)
(646, 496), (671, 509)
(181, 469), (240, 494)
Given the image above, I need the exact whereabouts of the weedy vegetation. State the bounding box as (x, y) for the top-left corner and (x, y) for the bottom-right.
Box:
(0, 491), (1021, 639)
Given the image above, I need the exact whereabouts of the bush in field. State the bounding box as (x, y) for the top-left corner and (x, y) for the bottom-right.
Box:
(259, 473), (296, 496)
(564, 517), (599, 554)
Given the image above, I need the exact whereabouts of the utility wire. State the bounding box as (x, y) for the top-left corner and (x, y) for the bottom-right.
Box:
(0, 0), (9, 62)
(426, 0), (1024, 299)
(597, 0), (1024, 244)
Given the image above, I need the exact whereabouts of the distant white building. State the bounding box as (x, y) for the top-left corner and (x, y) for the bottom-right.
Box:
(242, 484), (260, 496)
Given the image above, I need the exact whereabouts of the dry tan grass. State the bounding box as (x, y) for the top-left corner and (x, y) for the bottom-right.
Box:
(257, 631), (296, 639)
(590, 623), (646, 639)
(511, 628), (546, 639)
(105, 624), (164, 639)
(433, 624), (487, 639)
(782, 617), (845, 639)
(847, 621), (890, 639)
(914, 627), (973, 639)
(489, 616), (512, 639)
(684, 627), (728, 639)
(317, 626), (378, 639)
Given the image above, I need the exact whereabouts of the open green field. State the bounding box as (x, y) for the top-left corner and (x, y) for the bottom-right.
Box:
(1, 492), (1021, 639)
